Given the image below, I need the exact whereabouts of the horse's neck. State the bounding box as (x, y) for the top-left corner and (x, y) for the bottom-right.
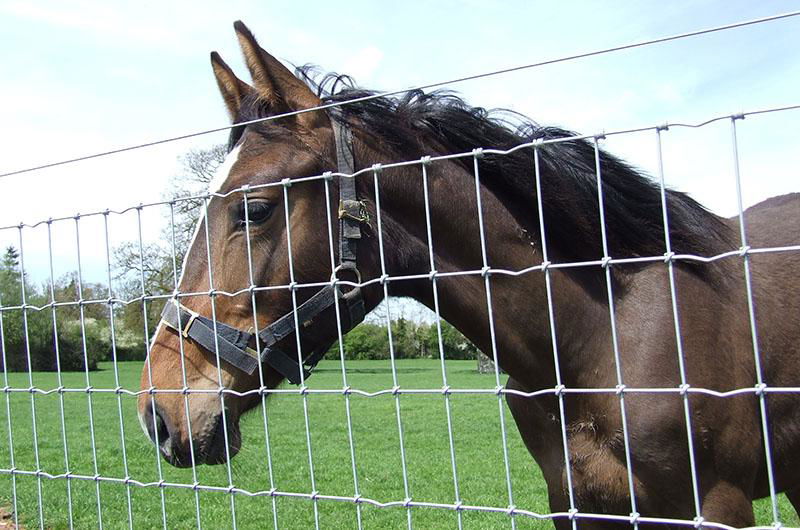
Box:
(374, 162), (609, 388)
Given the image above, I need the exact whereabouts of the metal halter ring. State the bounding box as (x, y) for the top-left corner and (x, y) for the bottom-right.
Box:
(332, 261), (362, 285)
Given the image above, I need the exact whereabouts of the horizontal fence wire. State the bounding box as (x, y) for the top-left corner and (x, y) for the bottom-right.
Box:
(0, 9), (799, 180)
(0, 104), (798, 529)
(1, 12), (799, 530)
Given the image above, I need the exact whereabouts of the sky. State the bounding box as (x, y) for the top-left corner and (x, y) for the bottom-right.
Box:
(0, 0), (798, 284)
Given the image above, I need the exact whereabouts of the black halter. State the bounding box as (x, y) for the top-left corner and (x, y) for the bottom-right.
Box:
(159, 115), (366, 385)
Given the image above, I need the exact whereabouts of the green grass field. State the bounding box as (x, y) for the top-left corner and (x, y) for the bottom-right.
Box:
(0, 360), (796, 529)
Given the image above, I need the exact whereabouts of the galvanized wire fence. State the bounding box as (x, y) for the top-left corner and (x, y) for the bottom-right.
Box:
(1, 13), (800, 530)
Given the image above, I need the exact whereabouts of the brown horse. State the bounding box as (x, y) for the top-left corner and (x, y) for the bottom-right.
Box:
(138, 21), (800, 528)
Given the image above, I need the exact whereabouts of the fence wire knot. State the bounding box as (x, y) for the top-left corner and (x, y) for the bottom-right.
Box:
(693, 515), (705, 528)
(739, 245), (751, 257)
(679, 383), (691, 396)
(754, 382), (767, 396)
(568, 508), (578, 521)
(663, 251), (675, 263)
(481, 265), (492, 278)
(615, 384), (626, 395)
(554, 384), (566, 397)
(601, 256), (612, 268)
(323, 170), (333, 181)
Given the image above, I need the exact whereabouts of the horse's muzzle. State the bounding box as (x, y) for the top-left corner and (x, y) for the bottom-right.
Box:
(139, 397), (240, 468)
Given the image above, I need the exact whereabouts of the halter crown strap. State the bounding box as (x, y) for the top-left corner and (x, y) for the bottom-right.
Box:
(157, 114), (366, 385)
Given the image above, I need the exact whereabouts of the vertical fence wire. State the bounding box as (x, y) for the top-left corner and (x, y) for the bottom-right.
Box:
(591, 138), (640, 527)
(0, 282), (19, 528)
(16, 226), (46, 529)
(240, 192), (281, 530)
(101, 212), (135, 529)
(200, 195), (239, 530)
(135, 206), (169, 530)
(653, 127), (704, 521)
(0, 105), (797, 529)
(73, 215), (104, 529)
(280, 182), (321, 530)
(45, 220), (75, 529)
(420, 158), (464, 529)
(371, 166), (414, 529)
(322, 175), (363, 530)
(728, 117), (781, 525)
(471, 151), (517, 528)
(166, 201), (203, 529)
(532, 147), (578, 528)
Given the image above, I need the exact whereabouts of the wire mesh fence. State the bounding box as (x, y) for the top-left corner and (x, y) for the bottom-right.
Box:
(1, 13), (799, 530)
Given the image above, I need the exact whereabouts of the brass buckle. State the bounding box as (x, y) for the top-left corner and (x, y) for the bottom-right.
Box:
(181, 308), (199, 338)
(338, 199), (370, 224)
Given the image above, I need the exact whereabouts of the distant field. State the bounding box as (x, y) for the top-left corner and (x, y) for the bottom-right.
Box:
(0, 360), (796, 529)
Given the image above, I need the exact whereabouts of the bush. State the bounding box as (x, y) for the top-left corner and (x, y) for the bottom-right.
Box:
(324, 318), (480, 361)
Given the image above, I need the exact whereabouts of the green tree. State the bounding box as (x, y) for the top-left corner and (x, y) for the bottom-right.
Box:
(1, 249), (107, 372)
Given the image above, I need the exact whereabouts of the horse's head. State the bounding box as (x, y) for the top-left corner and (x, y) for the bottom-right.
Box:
(137, 22), (372, 467)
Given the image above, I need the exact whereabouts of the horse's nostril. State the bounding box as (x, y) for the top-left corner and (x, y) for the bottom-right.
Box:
(154, 406), (170, 448)
(142, 398), (172, 449)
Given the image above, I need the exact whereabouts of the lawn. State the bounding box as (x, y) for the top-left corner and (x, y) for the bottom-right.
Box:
(0, 360), (796, 529)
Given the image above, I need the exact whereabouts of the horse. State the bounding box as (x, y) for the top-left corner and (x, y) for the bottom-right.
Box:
(137, 21), (800, 528)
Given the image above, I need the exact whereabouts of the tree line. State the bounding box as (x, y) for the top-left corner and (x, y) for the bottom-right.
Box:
(0, 145), (481, 372)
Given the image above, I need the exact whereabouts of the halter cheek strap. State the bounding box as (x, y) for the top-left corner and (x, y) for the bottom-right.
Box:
(158, 115), (366, 385)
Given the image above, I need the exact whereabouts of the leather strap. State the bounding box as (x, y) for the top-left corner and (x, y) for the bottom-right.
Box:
(160, 301), (260, 375)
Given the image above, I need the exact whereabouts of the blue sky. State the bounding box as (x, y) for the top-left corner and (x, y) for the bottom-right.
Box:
(0, 0), (798, 281)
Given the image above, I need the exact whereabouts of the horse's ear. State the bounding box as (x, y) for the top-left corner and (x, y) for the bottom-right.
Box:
(233, 21), (323, 125)
(210, 51), (253, 120)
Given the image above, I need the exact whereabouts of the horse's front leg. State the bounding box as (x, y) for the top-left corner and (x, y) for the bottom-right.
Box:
(505, 377), (573, 528)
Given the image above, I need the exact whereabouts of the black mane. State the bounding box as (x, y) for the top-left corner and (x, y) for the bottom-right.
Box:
(237, 67), (733, 274)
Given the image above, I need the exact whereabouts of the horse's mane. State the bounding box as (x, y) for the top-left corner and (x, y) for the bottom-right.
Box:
(239, 66), (734, 276)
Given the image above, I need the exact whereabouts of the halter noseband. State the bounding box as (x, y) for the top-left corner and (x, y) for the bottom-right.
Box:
(158, 114), (366, 384)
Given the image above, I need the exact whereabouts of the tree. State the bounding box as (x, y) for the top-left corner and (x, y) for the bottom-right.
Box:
(113, 144), (226, 359)
(0, 247), (106, 371)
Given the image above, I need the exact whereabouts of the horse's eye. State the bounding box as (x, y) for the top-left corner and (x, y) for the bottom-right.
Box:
(239, 201), (274, 228)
